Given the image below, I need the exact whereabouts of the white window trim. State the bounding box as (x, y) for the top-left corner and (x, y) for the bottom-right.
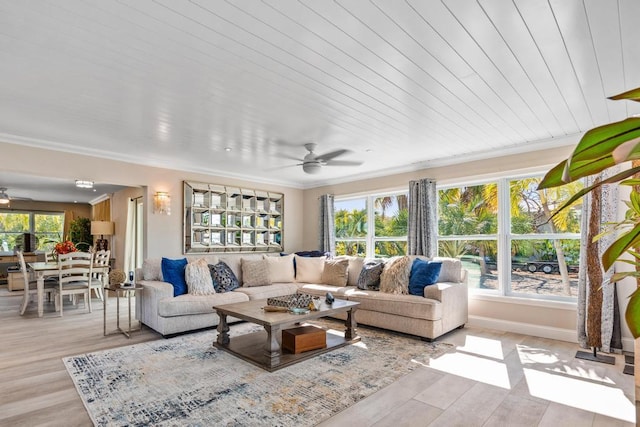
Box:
(335, 189), (408, 259)
(438, 173), (580, 302)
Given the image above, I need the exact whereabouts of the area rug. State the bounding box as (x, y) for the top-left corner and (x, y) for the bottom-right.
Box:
(64, 320), (453, 426)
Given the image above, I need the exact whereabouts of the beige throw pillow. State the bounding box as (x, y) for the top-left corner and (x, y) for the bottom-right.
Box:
(242, 258), (272, 287)
(321, 258), (349, 286)
(335, 255), (365, 287)
(185, 258), (216, 295)
(265, 254), (295, 282)
(379, 256), (411, 295)
(294, 255), (326, 283)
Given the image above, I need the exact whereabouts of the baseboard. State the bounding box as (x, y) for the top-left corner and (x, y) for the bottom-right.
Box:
(469, 315), (576, 343)
(469, 316), (635, 353)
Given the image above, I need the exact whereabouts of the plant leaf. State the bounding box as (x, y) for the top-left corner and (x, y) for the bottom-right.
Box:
(613, 271), (640, 282)
(566, 117), (640, 178)
(621, 179), (640, 186)
(625, 288), (640, 339)
(547, 166), (640, 222)
(602, 223), (640, 271)
(537, 160), (568, 189)
(609, 87), (640, 102)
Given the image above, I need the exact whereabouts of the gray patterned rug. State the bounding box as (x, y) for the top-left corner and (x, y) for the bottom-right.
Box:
(64, 320), (453, 426)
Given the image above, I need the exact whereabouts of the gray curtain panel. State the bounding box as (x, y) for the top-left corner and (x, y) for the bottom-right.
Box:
(408, 178), (437, 257)
(318, 194), (335, 254)
(577, 172), (620, 352)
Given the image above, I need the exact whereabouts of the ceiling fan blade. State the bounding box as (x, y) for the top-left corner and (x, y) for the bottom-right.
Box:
(279, 154), (305, 162)
(316, 149), (350, 162)
(324, 160), (363, 166)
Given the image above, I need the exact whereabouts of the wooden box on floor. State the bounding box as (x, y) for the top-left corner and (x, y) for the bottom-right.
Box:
(7, 271), (25, 291)
(282, 325), (326, 354)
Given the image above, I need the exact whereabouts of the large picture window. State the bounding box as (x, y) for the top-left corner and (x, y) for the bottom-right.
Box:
(0, 211), (64, 253)
(438, 174), (582, 300)
(335, 192), (408, 258)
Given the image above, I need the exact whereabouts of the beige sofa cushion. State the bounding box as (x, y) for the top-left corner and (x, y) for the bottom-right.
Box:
(234, 283), (301, 300)
(295, 255), (326, 283)
(335, 256), (365, 287)
(346, 289), (442, 321)
(298, 283), (355, 298)
(158, 291), (249, 317)
(265, 254), (295, 282)
(218, 254), (263, 284)
(321, 258), (349, 286)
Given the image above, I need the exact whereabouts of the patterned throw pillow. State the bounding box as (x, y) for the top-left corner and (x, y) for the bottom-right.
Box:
(209, 262), (240, 293)
(185, 258), (216, 295)
(379, 256), (411, 295)
(241, 258), (272, 287)
(321, 258), (349, 286)
(357, 261), (384, 290)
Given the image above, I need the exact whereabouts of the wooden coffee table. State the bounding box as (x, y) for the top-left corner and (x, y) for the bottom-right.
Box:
(212, 298), (360, 371)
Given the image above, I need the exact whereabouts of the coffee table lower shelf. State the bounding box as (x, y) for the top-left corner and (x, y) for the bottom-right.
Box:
(213, 327), (360, 372)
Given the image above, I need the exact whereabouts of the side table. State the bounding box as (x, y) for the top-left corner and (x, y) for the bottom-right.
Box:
(103, 284), (143, 338)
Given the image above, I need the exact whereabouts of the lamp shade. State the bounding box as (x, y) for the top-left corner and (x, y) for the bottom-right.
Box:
(91, 221), (114, 236)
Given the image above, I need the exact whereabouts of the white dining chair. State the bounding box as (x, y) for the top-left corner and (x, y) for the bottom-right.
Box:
(17, 250), (56, 315)
(54, 252), (93, 316)
(90, 249), (110, 301)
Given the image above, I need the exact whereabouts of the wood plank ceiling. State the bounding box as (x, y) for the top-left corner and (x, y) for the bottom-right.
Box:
(0, 0), (638, 188)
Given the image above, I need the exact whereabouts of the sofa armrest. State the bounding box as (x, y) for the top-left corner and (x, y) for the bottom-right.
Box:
(424, 282), (468, 332)
(135, 280), (174, 329)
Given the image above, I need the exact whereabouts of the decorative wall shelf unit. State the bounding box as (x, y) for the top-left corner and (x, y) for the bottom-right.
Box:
(183, 181), (283, 254)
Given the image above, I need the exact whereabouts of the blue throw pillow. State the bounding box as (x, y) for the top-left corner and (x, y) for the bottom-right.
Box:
(408, 259), (442, 296)
(161, 257), (188, 297)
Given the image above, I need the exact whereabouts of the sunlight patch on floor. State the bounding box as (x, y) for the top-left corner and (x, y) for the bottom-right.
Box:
(424, 351), (512, 388)
(455, 335), (506, 360)
(517, 345), (616, 384)
(523, 368), (634, 422)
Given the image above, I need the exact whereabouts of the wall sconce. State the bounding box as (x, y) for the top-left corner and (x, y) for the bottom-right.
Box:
(154, 191), (171, 215)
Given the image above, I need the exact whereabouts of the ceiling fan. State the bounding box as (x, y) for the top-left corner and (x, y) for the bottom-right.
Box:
(0, 187), (31, 205)
(286, 143), (363, 174)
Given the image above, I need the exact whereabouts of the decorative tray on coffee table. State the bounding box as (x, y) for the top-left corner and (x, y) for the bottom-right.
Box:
(266, 294), (312, 309)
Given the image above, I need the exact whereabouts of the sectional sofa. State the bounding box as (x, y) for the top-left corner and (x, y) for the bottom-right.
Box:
(135, 253), (468, 341)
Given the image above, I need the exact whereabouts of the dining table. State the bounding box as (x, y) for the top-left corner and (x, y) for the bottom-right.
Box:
(22, 261), (109, 317)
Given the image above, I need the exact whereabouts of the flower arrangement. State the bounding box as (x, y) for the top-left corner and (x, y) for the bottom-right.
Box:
(54, 240), (77, 255)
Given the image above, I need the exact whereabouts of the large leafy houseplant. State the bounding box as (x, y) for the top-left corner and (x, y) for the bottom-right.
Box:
(538, 87), (640, 337)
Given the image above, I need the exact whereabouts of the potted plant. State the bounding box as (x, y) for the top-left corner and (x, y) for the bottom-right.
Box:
(69, 217), (92, 252)
(538, 87), (640, 337)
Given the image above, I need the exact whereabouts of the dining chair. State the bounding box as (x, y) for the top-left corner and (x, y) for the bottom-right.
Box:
(54, 252), (93, 316)
(17, 250), (56, 315)
(90, 249), (110, 301)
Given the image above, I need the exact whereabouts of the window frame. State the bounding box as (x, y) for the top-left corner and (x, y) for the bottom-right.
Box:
(0, 209), (65, 254)
(437, 171), (581, 303)
(335, 190), (408, 259)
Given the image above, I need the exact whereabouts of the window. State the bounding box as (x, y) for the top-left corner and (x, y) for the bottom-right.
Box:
(0, 211), (65, 253)
(438, 183), (499, 291)
(438, 174), (582, 301)
(335, 192), (408, 258)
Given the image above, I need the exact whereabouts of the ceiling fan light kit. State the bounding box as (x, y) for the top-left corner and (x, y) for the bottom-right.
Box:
(287, 142), (364, 174)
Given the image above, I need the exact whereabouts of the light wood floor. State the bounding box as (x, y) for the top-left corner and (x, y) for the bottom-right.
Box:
(0, 288), (634, 426)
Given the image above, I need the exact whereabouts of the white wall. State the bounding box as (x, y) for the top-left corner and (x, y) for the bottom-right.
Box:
(1, 142), (305, 261)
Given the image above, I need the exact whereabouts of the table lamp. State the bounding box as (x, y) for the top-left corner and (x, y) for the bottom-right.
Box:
(91, 221), (114, 251)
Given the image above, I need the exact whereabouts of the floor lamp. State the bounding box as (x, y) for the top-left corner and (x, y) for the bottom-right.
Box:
(91, 221), (114, 251)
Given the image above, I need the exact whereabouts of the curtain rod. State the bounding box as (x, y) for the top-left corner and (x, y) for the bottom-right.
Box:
(130, 196), (143, 201)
